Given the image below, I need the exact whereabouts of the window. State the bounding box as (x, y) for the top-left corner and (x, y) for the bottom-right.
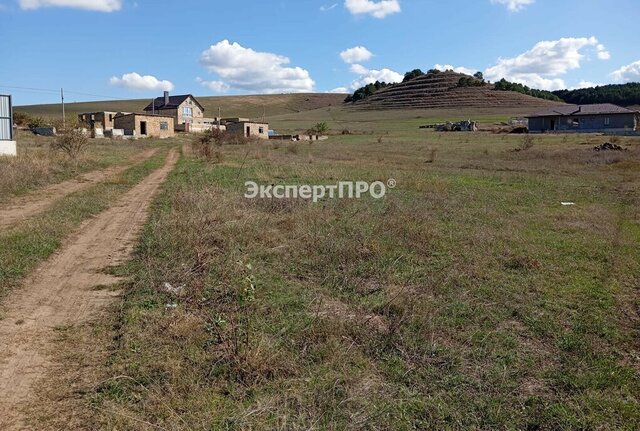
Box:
(571, 118), (580, 127)
(183, 107), (193, 117)
(160, 122), (169, 130)
(259, 127), (264, 134)
(604, 117), (610, 126)
(109, 114), (113, 122)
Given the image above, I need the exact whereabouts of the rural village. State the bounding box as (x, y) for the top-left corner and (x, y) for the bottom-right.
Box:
(1, 1), (640, 430)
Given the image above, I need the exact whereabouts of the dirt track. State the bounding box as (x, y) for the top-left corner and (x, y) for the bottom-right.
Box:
(0, 149), (178, 430)
(0, 148), (157, 229)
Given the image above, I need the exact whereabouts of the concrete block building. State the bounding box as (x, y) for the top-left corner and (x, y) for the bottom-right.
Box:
(113, 113), (175, 139)
(527, 104), (639, 133)
(78, 111), (127, 131)
(226, 121), (270, 139)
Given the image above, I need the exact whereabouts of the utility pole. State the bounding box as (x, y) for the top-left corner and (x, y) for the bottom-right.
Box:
(152, 98), (155, 115)
(61, 88), (65, 129)
(218, 107), (221, 127)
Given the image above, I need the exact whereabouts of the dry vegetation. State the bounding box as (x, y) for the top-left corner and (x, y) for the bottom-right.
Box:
(35, 111), (639, 430)
(0, 130), (156, 202)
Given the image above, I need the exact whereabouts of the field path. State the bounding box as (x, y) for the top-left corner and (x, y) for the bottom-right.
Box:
(0, 148), (178, 430)
(0, 147), (158, 229)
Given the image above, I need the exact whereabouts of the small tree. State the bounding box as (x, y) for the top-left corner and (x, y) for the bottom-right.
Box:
(473, 71), (484, 81)
(51, 129), (89, 159)
(309, 122), (329, 135)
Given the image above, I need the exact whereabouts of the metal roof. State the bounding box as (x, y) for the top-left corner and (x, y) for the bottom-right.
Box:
(144, 94), (204, 112)
(527, 103), (638, 118)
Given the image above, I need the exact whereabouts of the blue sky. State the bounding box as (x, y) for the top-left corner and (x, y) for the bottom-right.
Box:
(1, 0), (639, 105)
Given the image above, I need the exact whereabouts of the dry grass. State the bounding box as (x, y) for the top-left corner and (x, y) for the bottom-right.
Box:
(26, 110), (640, 429)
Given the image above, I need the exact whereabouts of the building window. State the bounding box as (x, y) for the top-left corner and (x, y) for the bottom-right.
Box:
(571, 118), (580, 127)
(160, 122), (169, 130)
(109, 114), (113, 122)
(183, 107), (193, 117)
(259, 127), (264, 134)
(604, 117), (610, 126)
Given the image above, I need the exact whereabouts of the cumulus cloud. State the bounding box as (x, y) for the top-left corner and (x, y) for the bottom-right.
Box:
(484, 37), (607, 90)
(596, 44), (611, 60)
(490, 0), (534, 12)
(611, 60), (640, 83)
(434, 64), (477, 76)
(344, 0), (400, 18)
(196, 77), (230, 93)
(340, 46), (374, 64)
(109, 73), (174, 92)
(328, 87), (349, 94)
(199, 40), (315, 94)
(20, 0), (122, 12)
(349, 64), (403, 90)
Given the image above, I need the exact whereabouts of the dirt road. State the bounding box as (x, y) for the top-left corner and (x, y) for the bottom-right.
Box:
(0, 149), (178, 430)
(0, 148), (157, 229)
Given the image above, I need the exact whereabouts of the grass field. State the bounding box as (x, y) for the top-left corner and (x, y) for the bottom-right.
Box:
(34, 107), (638, 430)
(0, 130), (155, 202)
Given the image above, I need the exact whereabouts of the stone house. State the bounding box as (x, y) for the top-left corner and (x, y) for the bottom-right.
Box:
(144, 92), (217, 133)
(78, 111), (128, 131)
(527, 104), (639, 133)
(226, 121), (270, 140)
(113, 113), (175, 139)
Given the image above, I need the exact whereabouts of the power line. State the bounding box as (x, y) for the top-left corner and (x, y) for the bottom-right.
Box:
(0, 84), (127, 101)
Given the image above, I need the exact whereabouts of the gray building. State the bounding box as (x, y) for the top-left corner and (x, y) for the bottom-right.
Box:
(527, 104), (639, 133)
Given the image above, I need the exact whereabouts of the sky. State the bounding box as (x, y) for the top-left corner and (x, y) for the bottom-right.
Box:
(1, 0), (639, 106)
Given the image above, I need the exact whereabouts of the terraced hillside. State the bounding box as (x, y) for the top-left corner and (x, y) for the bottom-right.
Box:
(355, 71), (564, 110)
(17, 93), (347, 120)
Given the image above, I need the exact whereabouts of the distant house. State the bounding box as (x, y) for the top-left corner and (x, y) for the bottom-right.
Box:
(78, 111), (129, 131)
(225, 120), (270, 140)
(527, 104), (639, 133)
(144, 92), (219, 133)
(113, 113), (175, 139)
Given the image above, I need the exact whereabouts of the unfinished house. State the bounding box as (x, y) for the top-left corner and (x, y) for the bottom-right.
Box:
(78, 111), (126, 131)
(113, 113), (175, 139)
(144, 92), (218, 133)
(226, 121), (270, 140)
(527, 104), (639, 133)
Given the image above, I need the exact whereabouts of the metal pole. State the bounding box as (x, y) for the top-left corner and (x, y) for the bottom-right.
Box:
(61, 88), (65, 129)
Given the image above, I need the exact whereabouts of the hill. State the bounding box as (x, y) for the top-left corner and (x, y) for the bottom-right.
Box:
(353, 71), (563, 110)
(553, 83), (640, 106)
(16, 93), (347, 120)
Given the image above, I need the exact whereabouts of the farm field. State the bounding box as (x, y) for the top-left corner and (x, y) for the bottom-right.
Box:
(7, 107), (638, 430)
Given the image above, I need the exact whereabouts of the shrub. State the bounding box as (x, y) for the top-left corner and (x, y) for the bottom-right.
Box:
(519, 135), (535, 151)
(309, 122), (329, 135)
(27, 116), (50, 129)
(51, 129), (89, 159)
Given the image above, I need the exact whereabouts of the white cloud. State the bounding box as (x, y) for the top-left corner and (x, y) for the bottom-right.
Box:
(434, 64), (477, 76)
(344, 0), (400, 18)
(340, 46), (374, 64)
(320, 3), (338, 11)
(349, 64), (403, 90)
(490, 0), (534, 12)
(19, 0), (122, 12)
(570, 80), (605, 90)
(199, 40), (315, 94)
(109, 73), (174, 92)
(484, 37), (604, 90)
(596, 44), (611, 60)
(196, 77), (230, 93)
(329, 87), (349, 93)
(611, 60), (640, 83)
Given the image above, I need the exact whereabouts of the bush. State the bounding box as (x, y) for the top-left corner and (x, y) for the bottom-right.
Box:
(51, 129), (89, 159)
(13, 111), (31, 126)
(309, 122), (329, 135)
(27, 116), (51, 129)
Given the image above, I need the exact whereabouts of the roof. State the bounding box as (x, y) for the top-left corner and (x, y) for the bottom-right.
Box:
(143, 94), (204, 112)
(115, 112), (175, 119)
(527, 103), (638, 118)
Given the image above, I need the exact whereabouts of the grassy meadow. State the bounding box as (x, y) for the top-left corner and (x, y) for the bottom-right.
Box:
(61, 108), (640, 429)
